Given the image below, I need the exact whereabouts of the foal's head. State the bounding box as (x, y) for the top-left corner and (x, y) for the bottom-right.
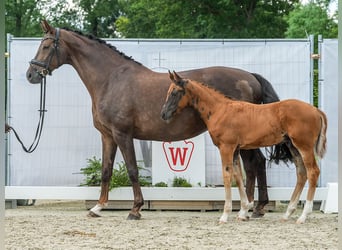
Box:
(161, 71), (190, 122)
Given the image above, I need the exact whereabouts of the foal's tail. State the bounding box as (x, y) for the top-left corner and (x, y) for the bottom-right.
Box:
(315, 109), (327, 159)
(253, 73), (294, 164)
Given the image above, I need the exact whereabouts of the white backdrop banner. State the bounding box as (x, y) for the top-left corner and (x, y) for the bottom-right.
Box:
(7, 37), (313, 187)
(320, 39), (338, 186)
(152, 135), (206, 187)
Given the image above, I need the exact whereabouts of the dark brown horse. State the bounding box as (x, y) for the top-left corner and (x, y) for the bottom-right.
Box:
(161, 72), (327, 224)
(26, 20), (288, 219)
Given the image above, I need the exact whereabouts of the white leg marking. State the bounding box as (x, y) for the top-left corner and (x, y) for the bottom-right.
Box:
(282, 202), (297, 221)
(90, 203), (107, 216)
(219, 213), (229, 223)
(247, 201), (254, 211)
(237, 197), (251, 220)
(219, 202), (232, 223)
(296, 200), (313, 224)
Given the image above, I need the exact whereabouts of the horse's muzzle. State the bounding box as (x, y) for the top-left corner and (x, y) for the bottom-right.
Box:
(26, 66), (43, 84)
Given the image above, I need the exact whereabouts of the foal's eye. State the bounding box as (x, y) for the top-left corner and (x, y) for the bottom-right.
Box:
(171, 90), (178, 96)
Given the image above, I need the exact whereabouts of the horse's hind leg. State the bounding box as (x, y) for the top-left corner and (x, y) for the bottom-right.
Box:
(89, 134), (117, 217)
(240, 149), (268, 218)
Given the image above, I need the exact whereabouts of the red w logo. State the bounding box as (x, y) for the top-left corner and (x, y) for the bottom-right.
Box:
(162, 140), (194, 172)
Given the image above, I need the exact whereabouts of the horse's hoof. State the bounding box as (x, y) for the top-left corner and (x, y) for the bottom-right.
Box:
(87, 211), (101, 218)
(127, 213), (141, 220)
(218, 220), (227, 224)
(251, 211), (265, 218)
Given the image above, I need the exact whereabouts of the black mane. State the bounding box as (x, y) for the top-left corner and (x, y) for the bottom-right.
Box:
(61, 27), (142, 65)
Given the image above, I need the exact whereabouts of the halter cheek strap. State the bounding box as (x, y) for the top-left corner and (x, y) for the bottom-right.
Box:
(30, 28), (60, 76)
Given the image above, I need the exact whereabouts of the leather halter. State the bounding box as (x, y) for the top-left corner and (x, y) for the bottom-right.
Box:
(30, 28), (60, 76)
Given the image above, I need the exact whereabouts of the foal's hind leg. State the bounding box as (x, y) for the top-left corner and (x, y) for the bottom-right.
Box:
(281, 145), (306, 221)
(296, 151), (320, 224)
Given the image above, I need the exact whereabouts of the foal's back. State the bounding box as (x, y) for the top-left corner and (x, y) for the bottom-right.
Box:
(215, 98), (321, 149)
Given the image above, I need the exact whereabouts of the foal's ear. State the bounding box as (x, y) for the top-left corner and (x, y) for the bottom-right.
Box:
(41, 20), (53, 34)
(168, 70), (175, 82)
(173, 71), (182, 82)
(173, 71), (186, 87)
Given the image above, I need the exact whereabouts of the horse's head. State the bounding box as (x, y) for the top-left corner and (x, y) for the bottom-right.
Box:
(26, 20), (65, 83)
(161, 71), (189, 122)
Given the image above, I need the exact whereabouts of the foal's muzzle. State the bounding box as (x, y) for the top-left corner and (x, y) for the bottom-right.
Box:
(161, 107), (175, 123)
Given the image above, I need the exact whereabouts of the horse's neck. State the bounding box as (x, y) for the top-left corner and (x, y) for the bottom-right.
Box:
(64, 32), (142, 96)
(187, 81), (226, 118)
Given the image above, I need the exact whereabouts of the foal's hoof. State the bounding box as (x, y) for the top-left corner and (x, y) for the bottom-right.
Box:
(87, 211), (101, 218)
(237, 216), (250, 222)
(127, 212), (141, 220)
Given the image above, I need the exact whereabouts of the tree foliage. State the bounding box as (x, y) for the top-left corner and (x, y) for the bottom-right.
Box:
(5, 0), (43, 36)
(285, 1), (337, 38)
(116, 0), (299, 38)
(75, 0), (121, 37)
(5, 0), (337, 39)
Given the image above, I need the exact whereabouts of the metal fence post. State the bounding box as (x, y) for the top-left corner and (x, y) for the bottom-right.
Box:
(0, 0), (6, 247)
(309, 34), (315, 105)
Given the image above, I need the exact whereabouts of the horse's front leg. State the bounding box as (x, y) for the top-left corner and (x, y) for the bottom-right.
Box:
(115, 133), (144, 220)
(89, 134), (117, 217)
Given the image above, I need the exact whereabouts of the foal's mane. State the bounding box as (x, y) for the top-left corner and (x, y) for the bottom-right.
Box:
(61, 27), (142, 65)
(189, 78), (237, 101)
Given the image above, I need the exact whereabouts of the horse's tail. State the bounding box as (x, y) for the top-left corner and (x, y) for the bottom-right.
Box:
(253, 73), (293, 164)
(315, 109), (327, 159)
(252, 73), (280, 103)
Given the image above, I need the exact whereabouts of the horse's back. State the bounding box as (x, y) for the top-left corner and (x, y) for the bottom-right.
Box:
(180, 66), (263, 103)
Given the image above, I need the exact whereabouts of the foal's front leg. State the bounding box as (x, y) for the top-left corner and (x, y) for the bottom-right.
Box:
(218, 145), (234, 223)
(218, 145), (250, 223)
(233, 154), (252, 221)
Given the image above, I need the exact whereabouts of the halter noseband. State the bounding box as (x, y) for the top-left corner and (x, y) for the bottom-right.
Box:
(30, 28), (60, 76)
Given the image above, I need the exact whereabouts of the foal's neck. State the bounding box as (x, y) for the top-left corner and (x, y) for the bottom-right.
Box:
(186, 80), (228, 121)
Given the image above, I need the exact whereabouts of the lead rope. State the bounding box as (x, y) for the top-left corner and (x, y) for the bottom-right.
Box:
(8, 76), (47, 153)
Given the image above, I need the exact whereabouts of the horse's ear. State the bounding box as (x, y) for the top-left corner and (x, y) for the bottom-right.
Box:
(41, 20), (53, 34)
(168, 70), (175, 82)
